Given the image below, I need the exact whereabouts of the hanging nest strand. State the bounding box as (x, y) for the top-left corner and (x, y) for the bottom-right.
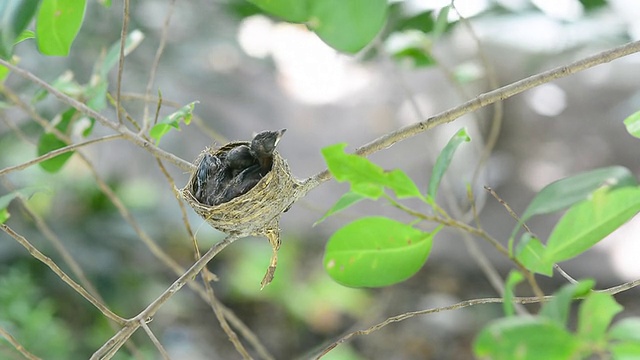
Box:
(181, 141), (302, 288)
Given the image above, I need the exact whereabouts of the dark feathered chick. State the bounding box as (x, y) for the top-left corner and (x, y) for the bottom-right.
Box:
(193, 153), (222, 205)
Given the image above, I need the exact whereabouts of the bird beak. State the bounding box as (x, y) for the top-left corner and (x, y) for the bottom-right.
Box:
(274, 128), (286, 146)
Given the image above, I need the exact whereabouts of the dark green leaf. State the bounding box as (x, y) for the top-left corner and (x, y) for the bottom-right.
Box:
(315, 191), (366, 226)
(150, 101), (198, 144)
(577, 292), (622, 342)
(324, 217), (438, 287)
(37, 108), (76, 172)
(503, 270), (524, 317)
(392, 46), (436, 68)
(249, 0), (310, 22)
(474, 317), (580, 360)
(396, 11), (435, 33)
(544, 186), (640, 264)
(519, 166), (637, 223)
(515, 234), (553, 276)
(428, 127), (470, 198)
(610, 318), (640, 342)
(0, 0), (41, 59)
(308, 0), (387, 53)
(36, 0), (87, 56)
(15, 29), (35, 44)
(540, 280), (594, 326)
(623, 110), (640, 139)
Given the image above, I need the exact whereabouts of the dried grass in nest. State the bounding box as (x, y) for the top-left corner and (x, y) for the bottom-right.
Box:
(181, 141), (301, 287)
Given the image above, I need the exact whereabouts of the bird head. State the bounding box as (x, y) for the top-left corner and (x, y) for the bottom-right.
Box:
(250, 129), (286, 157)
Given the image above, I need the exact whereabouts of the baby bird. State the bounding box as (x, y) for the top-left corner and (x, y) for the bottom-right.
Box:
(218, 129), (286, 203)
(193, 153), (222, 205)
(225, 144), (256, 176)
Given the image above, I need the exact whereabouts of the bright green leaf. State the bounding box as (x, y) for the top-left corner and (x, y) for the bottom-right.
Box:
(315, 191), (366, 226)
(610, 318), (640, 342)
(100, 29), (145, 77)
(249, 0), (310, 22)
(150, 101), (198, 144)
(623, 110), (640, 139)
(474, 317), (580, 360)
(503, 270), (524, 317)
(385, 169), (422, 198)
(515, 233), (553, 276)
(321, 143), (421, 200)
(323, 217), (438, 287)
(36, 0), (87, 56)
(0, 208), (9, 224)
(577, 292), (622, 343)
(540, 280), (594, 326)
(611, 341), (640, 360)
(308, 0), (387, 53)
(544, 186), (640, 264)
(0, 0), (41, 59)
(428, 127), (471, 198)
(0, 65), (8, 83)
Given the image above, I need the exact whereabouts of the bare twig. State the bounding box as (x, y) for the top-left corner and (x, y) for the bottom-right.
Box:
(140, 321), (172, 360)
(115, 0), (130, 125)
(300, 40), (640, 194)
(0, 59), (194, 172)
(91, 234), (240, 360)
(315, 277), (640, 358)
(142, 0), (176, 133)
(0, 134), (123, 176)
(1, 224), (126, 325)
(0, 326), (41, 360)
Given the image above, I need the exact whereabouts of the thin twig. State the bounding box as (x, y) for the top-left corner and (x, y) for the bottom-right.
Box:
(315, 277), (640, 358)
(0, 59), (194, 172)
(91, 234), (240, 360)
(484, 186), (579, 284)
(1, 224), (126, 325)
(142, 0), (176, 133)
(0, 134), (123, 176)
(300, 40), (640, 195)
(140, 321), (172, 360)
(0, 326), (41, 360)
(115, 0), (130, 125)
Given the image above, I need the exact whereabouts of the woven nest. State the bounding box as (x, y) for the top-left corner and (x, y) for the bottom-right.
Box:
(181, 141), (301, 287)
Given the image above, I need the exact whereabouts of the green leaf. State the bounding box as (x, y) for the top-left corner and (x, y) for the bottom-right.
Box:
(321, 143), (422, 199)
(611, 342), (640, 360)
(100, 29), (145, 77)
(249, 0), (310, 22)
(623, 110), (640, 139)
(0, 208), (9, 224)
(503, 270), (524, 317)
(540, 280), (594, 326)
(36, 0), (87, 56)
(544, 186), (640, 264)
(610, 318), (640, 342)
(323, 217), (438, 287)
(150, 101), (198, 144)
(515, 233), (552, 276)
(428, 127), (471, 198)
(519, 166), (637, 225)
(433, 5), (450, 38)
(37, 108), (76, 173)
(577, 292), (622, 343)
(307, 0), (387, 53)
(0, 188), (43, 223)
(474, 317), (580, 360)
(0, 0), (41, 59)
(315, 191), (366, 226)
(15, 29), (35, 44)
(0, 64), (9, 83)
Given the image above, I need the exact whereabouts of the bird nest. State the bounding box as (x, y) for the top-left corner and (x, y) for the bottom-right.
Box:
(181, 141), (300, 287)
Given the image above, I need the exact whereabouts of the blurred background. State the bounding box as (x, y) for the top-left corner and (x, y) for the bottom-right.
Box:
(2, 0), (640, 359)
